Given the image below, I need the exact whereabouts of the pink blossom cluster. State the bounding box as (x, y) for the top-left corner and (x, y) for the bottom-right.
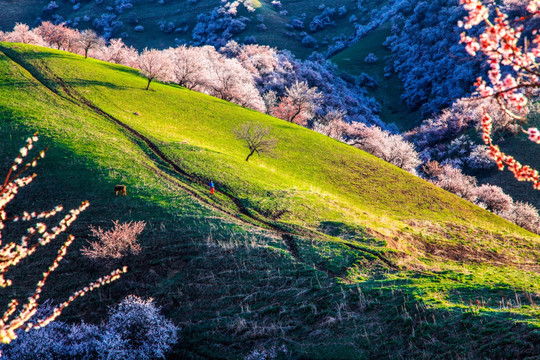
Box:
(459, 6), (529, 113)
(460, 0), (540, 189)
(527, 0), (540, 13)
(481, 111), (540, 189)
(528, 127), (540, 143)
(459, 0), (489, 29)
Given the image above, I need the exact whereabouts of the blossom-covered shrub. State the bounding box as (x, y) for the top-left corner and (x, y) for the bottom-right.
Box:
(244, 345), (289, 360)
(0, 319), (102, 360)
(309, 7), (336, 32)
(503, 201), (540, 234)
(3, 23), (45, 45)
(97, 296), (178, 360)
(192, 6), (250, 48)
(364, 53), (378, 64)
(475, 184), (513, 214)
(82, 220), (145, 263)
(1, 296), (178, 360)
(137, 48), (172, 90)
(431, 164), (478, 202)
(466, 145), (495, 170)
(348, 123), (422, 172)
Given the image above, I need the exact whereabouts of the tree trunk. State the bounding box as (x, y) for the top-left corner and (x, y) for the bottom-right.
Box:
(145, 78), (152, 90)
(288, 108), (302, 123)
(245, 150), (255, 161)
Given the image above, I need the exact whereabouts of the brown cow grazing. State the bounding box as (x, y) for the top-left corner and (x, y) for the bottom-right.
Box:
(114, 185), (127, 196)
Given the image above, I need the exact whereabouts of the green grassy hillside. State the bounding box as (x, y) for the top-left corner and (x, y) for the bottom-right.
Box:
(1, 43), (540, 359)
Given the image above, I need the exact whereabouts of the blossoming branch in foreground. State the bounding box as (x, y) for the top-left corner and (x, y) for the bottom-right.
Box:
(460, 0), (540, 189)
(0, 135), (127, 345)
(481, 111), (540, 189)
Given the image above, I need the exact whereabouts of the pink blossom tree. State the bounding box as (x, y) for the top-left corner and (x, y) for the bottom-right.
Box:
(78, 29), (105, 59)
(348, 123), (422, 172)
(271, 81), (323, 125)
(431, 164), (478, 202)
(6, 23), (44, 45)
(503, 201), (540, 234)
(201, 47), (265, 111)
(475, 184), (514, 214)
(96, 38), (138, 67)
(35, 22), (79, 52)
(137, 48), (171, 90)
(312, 109), (349, 141)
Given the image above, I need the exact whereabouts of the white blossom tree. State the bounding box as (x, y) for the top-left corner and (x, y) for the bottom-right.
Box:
(6, 23), (44, 45)
(78, 29), (105, 58)
(348, 124), (422, 172)
(203, 47), (265, 111)
(97, 39), (138, 67)
(271, 81), (322, 125)
(137, 48), (171, 90)
(166, 46), (207, 90)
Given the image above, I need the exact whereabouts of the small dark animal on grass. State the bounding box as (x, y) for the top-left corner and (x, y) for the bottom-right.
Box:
(115, 185), (127, 196)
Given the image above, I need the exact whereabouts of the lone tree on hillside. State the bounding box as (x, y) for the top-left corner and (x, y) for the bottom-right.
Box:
(234, 123), (277, 161)
(137, 48), (171, 90)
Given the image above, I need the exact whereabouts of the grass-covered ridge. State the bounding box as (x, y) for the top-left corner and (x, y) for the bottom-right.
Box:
(1, 43), (540, 358)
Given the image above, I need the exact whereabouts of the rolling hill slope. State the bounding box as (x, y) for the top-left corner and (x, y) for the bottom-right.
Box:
(1, 43), (540, 359)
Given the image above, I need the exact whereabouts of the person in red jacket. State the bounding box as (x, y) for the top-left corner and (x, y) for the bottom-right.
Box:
(209, 180), (215, 195)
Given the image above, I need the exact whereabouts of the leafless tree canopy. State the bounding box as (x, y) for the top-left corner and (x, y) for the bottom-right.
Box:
(234, 123), (277, 161)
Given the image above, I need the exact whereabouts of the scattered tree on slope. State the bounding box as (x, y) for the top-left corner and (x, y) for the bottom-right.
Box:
(137, 48), (171, 90)
(78, 29), (105, 58)
(234, 123), (277, 161)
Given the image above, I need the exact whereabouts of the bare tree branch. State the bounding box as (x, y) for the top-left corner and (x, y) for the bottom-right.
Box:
(234, 123), (277, 161)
